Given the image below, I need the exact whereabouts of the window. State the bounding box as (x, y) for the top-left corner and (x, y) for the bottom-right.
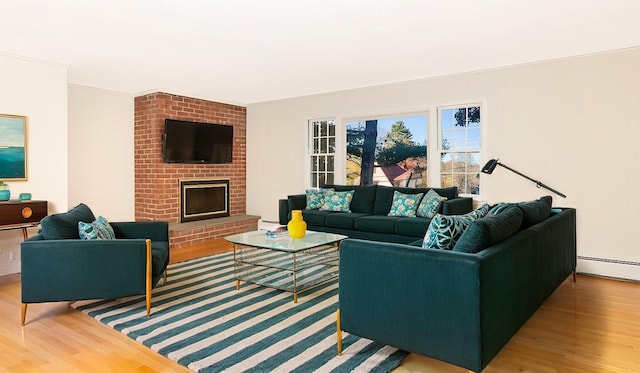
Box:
(439, 105), (481, 195)
(346, 115), (427, 187)
(308, 119), (335, 187)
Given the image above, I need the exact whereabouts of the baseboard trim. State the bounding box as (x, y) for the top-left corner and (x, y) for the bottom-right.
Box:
(577, 256), (640, 282)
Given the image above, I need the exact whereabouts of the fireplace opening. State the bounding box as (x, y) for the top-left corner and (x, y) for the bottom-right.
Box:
(180, 179), (230, 223)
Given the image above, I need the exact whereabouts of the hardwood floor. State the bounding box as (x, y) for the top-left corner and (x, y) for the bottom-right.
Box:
(2, 238), (639, 372)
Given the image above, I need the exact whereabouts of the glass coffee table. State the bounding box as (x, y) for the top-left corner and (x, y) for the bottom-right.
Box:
(225, 230), (347, 302)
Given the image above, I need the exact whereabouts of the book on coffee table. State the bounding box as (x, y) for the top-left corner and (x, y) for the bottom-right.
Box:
(265, 226), (288, 238)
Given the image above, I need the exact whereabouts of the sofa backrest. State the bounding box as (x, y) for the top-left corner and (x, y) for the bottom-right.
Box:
(323, 184), (377, 214)
(372, 185), (458, 215)
(39, 203), (96, 240)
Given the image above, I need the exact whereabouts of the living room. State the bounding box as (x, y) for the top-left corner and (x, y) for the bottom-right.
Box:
(1, 1), (639, 372)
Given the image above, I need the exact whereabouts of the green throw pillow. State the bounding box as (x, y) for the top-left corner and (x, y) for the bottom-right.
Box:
(416, 189), (447, 218)
(320, 190), (354, 212)
(40, 203), (96, 240)
(78, 216), (116, 240)
(518, 195), (552, 229)
(388, 191), (423, 217)
(453, 205), (524, 253)
(422, 204), (490, 250)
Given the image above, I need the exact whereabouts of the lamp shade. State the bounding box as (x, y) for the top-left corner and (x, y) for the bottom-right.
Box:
(481, 159), (499, 174)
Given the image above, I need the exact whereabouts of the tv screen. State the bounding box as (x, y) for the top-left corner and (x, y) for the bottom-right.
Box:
(162, 119), (233, 164)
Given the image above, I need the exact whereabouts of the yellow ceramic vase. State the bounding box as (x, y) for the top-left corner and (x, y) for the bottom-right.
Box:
(287, 210), (307, 239)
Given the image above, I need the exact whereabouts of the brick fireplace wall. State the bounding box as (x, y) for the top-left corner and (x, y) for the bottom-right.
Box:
(134, 92), (258, 247)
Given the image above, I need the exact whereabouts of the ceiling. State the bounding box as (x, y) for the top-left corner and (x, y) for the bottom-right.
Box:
(2, 0), (639, 105)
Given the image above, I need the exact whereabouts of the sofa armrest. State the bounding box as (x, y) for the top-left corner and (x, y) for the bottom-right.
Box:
(287, 194), (306, 211)
(21, 239), (149, 303)
(110, 221), (169, 242)
(278, 194), (307, 225)
(442, 197), (473, 215)
(278, 199), (289, 225)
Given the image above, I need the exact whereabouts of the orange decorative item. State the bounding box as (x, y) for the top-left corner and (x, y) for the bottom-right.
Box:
(287, 210), (307, 239)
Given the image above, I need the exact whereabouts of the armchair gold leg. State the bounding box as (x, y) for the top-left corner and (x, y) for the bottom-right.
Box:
(21, 304), (27, 326)
(337, 309), (342, 356)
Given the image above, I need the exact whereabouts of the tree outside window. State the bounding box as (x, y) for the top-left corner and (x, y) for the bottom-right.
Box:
(346, 115), (427, 187)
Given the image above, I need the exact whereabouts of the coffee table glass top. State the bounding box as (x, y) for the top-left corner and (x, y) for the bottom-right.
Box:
(225, 230), (347, 252)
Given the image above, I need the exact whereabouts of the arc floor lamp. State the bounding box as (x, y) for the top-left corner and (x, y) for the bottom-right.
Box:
(481, 159), (567, 198)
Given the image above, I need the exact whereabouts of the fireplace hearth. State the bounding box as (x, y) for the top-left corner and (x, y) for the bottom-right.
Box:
(180, 179), (230, 223)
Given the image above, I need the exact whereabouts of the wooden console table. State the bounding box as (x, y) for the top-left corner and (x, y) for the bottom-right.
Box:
(0, 200), (48, 239)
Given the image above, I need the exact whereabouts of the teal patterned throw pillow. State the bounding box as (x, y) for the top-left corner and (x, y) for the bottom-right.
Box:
(78, 216), (116, 240)
(305, 188), (333, 210)
(422, 204), (490, 250)
(388, 191), (423, 217)
(416, 189), (447, 218)
(320, 190), (354, 212)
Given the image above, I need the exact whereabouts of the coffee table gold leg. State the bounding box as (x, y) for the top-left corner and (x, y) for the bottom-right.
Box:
(236, 279), (240, 290)
(293, 292), (298, 303)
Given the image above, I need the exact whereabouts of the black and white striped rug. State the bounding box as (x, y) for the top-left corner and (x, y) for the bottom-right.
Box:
(75, 252), (408, 372)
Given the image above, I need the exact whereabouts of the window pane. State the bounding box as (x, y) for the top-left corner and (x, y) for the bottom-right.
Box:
(321, 138), (328, 153)
(325, 173), (334, 185)
(327, 155), (334, 171)
(441, 109), (454, 129)
(346, 115), (427, 187)
(329, 137), (335, 153)
(439, 105), (481, 195)
(319, 156), (326, 171)
(311, 157), (317, 171)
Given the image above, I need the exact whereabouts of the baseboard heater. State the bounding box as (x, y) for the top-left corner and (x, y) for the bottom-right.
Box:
(577, 256), (640, 282)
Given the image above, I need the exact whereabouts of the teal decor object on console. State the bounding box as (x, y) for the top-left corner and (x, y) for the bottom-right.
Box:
(19, 193), (31, 201)
(0, 189), (9, 201)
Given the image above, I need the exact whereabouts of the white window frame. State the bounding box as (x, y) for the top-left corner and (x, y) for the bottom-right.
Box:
(436, 102), (484, 198)
(307, 118), (336, 188)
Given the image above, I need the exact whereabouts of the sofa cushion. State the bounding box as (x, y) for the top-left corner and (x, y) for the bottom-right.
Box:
(325, 212), (368, 230)
(354, 215), (399, 234)
(78, 216), (116, 240)
(422, 204), (487, 250)
(488, 202), (515, 215)
(517, 196), (552, 229)
(40, 203), (96, 240)
(305, 188), (333, 210)
(301, 209), (333, 226)
(320, 190), (354, 212)
(395, 217), (432, 237)
(388, 191), (423, 217)
(325, 184), (377, 214)
(453, 205), (524, 253)
(416, 189), (447, 218)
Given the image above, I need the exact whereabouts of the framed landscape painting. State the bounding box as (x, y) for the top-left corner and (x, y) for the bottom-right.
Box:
(0, 114), (27, 180)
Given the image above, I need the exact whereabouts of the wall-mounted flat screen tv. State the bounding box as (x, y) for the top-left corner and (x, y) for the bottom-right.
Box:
(162, 119), (233, 164)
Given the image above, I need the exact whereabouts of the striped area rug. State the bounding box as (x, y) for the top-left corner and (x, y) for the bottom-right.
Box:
(75, 252), (408, 372)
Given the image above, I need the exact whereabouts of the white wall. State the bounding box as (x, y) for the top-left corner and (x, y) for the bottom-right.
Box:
(0, 57), (134, 276)
(247, 48), (640, 281)
(68, 85), (135, 221)
(0, 54), (68, 275)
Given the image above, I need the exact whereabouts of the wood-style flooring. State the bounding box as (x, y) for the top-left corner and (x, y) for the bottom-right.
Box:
(1, 238), (639, 372)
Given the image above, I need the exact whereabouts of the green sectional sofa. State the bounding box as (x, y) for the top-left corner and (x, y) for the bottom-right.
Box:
(337, 199), (577, 372)
(279, 184), (473, 244)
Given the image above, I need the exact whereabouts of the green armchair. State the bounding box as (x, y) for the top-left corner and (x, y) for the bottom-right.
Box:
(20, 203), (170, 325)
